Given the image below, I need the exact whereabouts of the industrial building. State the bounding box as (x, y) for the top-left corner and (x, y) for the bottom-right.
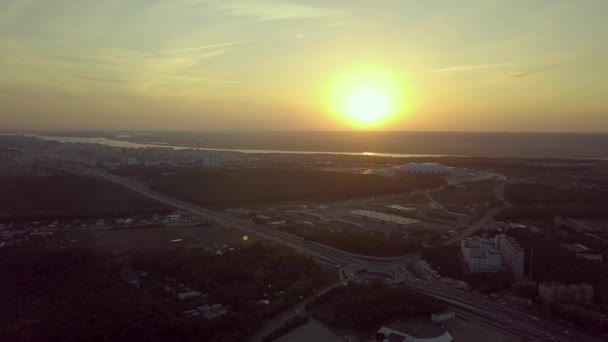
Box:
(539, 282), (594, 305)
(386, 205), (418, 217)
(350, 210), (422, 230)
(561, 243), (604, 263)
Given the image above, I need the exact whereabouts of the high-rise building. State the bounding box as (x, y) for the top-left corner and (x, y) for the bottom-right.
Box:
(495, 234), (525, 281)
(460, 237), (502, 273)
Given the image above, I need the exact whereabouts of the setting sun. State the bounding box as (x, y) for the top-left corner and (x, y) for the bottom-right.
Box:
(343, 85), (391, 126)
(329, 70), (405, 129)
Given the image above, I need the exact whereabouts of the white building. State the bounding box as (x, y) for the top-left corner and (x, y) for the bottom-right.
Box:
(199, 153), (222, 167)
(177, 290), (202, 301)
(460, 237), (502, 273)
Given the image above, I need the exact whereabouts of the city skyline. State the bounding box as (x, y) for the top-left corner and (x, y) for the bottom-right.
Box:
(2, 0), (608, 132)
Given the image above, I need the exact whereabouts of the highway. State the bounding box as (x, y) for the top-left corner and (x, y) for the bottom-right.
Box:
(92, 169), (602, 342)
(404, 278), (602, 342)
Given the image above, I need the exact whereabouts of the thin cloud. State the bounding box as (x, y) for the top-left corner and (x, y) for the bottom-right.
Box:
(414, 63), (519, 74)
(164, 40), (255, 55)
(508, 60), (572, 79)
(195, 77), (262, 87)
(121, 40), (255, 61)
(175, 74), (264, 88)
(72, 74), (128, 84)
(416, 55), (575, 76)
(509, 72), (529, 78)
(218, 1), (346, 21)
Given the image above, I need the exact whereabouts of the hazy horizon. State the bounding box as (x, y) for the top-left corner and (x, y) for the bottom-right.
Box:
(2, 0), (608, 132)
(12, 130), (608, 159)
(6, 129), (608, 134)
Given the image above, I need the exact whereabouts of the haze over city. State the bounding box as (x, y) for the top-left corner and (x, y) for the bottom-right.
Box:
(2, 0), (608, 131)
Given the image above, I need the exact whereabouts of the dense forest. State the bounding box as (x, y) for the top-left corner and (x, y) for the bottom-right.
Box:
(0, 243), (331, 342)
(113, 167), (445, 207)
(498, 183), (608, 220)
(129, 242), (330, 306)
(310, 282), (446, 329)
(0, 174), (170, 222)
(280, 224), (418, 257)
(506, 230), (608, 288)
(431, 181), (498, 206)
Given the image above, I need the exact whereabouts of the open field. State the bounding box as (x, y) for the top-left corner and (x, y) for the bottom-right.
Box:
(59, 225), (252, 253)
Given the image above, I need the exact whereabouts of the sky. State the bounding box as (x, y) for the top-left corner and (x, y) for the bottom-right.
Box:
(1, 0), (608, 132)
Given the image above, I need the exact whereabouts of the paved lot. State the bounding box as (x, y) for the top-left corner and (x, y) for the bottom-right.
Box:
(446, 318), (519, 342)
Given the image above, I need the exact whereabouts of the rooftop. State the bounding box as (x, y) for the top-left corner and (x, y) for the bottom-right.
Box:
(497, 234), (524, 251)
(351, 210), (421, 226)
(561, 243), (589, 253)
(386, 205), (417, 212)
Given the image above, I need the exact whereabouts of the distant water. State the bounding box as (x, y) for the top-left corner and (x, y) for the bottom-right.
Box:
(26, 134), (449, 158)
(18, 131), (608, 159)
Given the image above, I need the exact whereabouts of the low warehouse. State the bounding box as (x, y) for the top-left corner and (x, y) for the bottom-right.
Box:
(351, 210), (422, 230)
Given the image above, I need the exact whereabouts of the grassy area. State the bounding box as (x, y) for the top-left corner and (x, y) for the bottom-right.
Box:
(309, 282), (446, 330)
(60, 226), (250, 254)
(0, 174), (170, 222)
(280, 224), (418, 257)
(113, 167), (445, 207)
